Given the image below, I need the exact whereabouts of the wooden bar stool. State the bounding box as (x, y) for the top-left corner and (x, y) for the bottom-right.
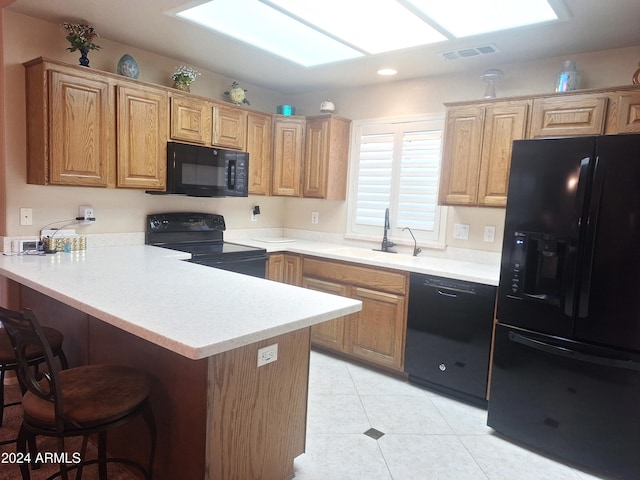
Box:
(0, 306), (156, 480)
(0, 325), (68, 426)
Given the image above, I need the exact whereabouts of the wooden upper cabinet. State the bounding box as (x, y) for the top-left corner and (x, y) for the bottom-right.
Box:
(169, 95), (212, 144)
(303, 115), (351, 200)
(439, 105), (485, 205)
(439, 100), (535, 207)
(25, 60), (115, 187)
(616, 92), (640, 133)
(272, 115), (305, 196)
(530, 94), (607, 137)
(478, 101), (530, 206)
(116, 83), (167, 189)
(213, 103), (246, 150)
(246, 112), (273, 195)
(48, 70), (115, 187)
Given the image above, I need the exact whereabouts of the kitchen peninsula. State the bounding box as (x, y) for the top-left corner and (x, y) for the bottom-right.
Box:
(0, 245), (362, 480)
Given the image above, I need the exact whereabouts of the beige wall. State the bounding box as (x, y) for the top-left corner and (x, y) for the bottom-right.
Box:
(2, 10), (288, 238)
(285, 45), (640, 251)
(3, 8), (640, 253)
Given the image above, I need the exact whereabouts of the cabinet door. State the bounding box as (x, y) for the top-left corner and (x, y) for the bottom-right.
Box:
(267, 253), (301, 285)
(303, 115), (351, 199)
(283, 254), (302, 286)
(348, 287), (406, 371)
(616, 92), (640, 133)
(267, 253), (285, 282)
(170, 95), (212, 144)
(213, 104), (246, 150)
(247, 112), (273, 195)
(477, 102), (529, 207)
(272, 116), (305, 196)
(117, 84), (167, 189)
(302, 116), (329, 198)
(48, 70), (114, 186)
(530, 94), (607, 137)
(303, 276), (349, 352)
(439, 105), (484, 205)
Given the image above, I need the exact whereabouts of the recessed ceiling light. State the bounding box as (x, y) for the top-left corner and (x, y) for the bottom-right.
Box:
(377, 68), (398, 76)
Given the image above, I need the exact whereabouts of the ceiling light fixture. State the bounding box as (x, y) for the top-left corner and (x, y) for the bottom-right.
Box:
(377, 68), (398, 76)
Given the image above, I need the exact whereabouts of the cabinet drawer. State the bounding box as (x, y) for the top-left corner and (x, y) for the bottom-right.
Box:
(303, 257), (408, 295)
(530, 95), (607, 137)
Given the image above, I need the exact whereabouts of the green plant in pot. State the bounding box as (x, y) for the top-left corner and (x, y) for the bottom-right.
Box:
(171, 66), (200, 92)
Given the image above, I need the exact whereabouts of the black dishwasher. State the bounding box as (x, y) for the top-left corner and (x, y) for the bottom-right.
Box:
(405, 273), (496, 406)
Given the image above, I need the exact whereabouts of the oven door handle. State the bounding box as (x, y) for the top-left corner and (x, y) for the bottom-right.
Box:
(191, 255), (268, 265)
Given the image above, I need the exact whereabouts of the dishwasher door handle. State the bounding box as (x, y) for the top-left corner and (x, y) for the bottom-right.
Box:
(430, 285), (477, 296)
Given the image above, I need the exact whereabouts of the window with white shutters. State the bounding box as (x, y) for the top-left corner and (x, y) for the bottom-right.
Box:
(347, 115), (446, 247)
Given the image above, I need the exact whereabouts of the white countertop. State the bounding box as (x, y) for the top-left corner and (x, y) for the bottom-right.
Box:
(0, 246), (362, 360)
(244, 238), (500, 286)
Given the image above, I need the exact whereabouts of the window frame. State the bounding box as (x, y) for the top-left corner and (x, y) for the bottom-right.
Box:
(345, 113), (447, 249)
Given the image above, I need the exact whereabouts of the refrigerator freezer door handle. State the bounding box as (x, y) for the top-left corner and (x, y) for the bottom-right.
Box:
(578, 155), (603, 318)
(563, 157), (592, 317)
(508, 330), (640, 372)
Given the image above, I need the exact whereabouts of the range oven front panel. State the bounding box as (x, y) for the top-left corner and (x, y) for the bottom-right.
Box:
(146, 213), (267, 278)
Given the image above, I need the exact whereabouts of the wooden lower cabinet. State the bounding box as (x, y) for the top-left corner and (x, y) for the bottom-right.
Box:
(348, 286), (406, 369)
(303, 276), (348, 352)
(267, 253), (302, 285)
(302, 257), (408, 372)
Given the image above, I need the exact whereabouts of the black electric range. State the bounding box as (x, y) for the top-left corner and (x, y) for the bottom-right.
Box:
(145, 212), (268, 278)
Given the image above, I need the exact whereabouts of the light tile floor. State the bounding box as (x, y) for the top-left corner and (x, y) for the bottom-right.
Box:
(293, 350), (617, 480)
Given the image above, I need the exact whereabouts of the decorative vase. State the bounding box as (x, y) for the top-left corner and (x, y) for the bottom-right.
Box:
(79, 48), (90, 67)
(173, 81), (191, 92)
(555, 60), (580, 92)
(117, 54), (139, 79)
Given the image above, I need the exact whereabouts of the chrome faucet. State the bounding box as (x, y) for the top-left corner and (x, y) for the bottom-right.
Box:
(381, 208), (396, 252)
(403, 227), (422, 256)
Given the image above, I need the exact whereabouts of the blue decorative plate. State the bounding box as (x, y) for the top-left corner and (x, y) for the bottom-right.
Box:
(117, 54), (139, 79)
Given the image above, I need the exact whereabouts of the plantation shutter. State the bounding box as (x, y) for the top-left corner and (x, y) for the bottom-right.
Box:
(397, 128), (441, 231)
(353, 120), (442, 232)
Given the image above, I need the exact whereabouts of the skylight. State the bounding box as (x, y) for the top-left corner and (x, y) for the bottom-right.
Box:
(173, 0), (562, 67)
(405, 0), (560, 37)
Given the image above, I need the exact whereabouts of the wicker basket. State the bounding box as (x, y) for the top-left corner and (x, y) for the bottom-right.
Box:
(43, 236), (87, 253)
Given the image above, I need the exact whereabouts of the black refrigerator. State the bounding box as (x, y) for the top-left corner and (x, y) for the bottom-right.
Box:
(487, 134), (640, 480)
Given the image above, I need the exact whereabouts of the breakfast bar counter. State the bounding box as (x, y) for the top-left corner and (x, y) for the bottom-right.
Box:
(0, 246), (362, 480)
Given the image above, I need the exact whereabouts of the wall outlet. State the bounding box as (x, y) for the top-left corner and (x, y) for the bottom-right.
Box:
(453, 223), (469, 240)
(20, 208), (33, 226)
(78, 205), (95, 225)
(257, 343), (278, 367)
(311, 212), (319, 225)
(484, 225), (496, 242)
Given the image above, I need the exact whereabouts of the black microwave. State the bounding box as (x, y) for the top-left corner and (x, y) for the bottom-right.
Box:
(150, 142), (249, 197)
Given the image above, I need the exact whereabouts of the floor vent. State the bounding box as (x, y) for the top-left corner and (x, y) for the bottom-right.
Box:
(439, 43), (501, 61)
